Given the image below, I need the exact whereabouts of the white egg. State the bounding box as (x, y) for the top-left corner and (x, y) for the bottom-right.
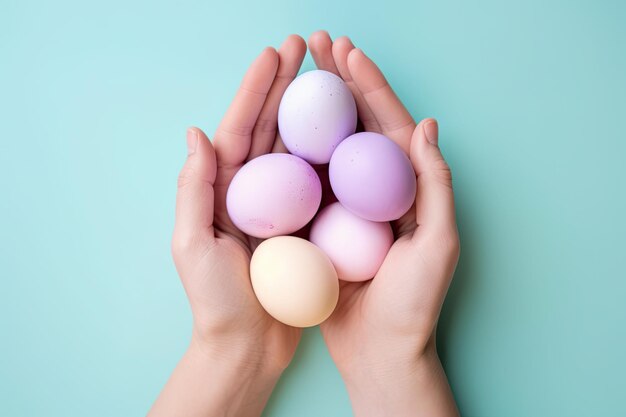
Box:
(278, 70), (357, 164)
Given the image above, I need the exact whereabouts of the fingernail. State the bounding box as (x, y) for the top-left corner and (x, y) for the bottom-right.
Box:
(186, 128), (198, 156)
(340, 36), (355, 48)
(423, 120), (439, 146)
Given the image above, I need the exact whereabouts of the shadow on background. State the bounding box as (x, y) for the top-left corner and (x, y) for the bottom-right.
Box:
(436, 160), (480, 410)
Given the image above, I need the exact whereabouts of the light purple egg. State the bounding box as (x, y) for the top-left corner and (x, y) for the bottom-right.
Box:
(278, 70), (357, 164)
(329, 132), (416, 222)
(226, 153), (322, 238)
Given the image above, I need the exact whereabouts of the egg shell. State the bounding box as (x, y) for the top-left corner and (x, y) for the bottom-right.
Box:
(310, 202), (394, 282)
(250, 236), (339, 327)
(278, 70), (357, 164)
(329, 132), (417, 222)
(226, 154), (322, 238)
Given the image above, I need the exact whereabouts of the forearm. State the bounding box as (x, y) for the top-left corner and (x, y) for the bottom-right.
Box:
(344, 346), (458, 417)
(148, 336), (281, 417)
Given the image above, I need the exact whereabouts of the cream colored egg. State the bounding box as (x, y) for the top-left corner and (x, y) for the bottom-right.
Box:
(250, 236), (339, 327)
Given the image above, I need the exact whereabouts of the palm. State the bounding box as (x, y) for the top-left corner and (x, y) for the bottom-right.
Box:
(320, 228), (454, 368)
(318, 139), (430, 368)
(305, 32), (459, 373)
(173, 37), (309, 370)
(209, 165), (301, 363)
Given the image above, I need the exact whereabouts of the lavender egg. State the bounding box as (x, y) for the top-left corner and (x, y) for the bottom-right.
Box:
(329, 132), (416, 222)
(226, 153), (322, 238)
(278, 70), (357, 164)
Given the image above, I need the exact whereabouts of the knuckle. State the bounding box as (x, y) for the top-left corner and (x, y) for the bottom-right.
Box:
(426, 226), (460, 261)
(254, 118), (278, 134)
(381, 117), (414, 134)
(431, 157), (453, 187)
(440, 228), (461, 260)
(217, 124), (254, 138)
(177, 165), (196, 189)
(171, 230), (215, 262)
(171, 230), (204, 259)
(171, 235), (193, 260)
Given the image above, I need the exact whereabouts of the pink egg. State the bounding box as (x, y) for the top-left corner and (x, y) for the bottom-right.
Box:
(310, 202), (393, 282)
(226, 153), (322, 238)
(329, 132), (416, 222)
(278, 70), (357, 164)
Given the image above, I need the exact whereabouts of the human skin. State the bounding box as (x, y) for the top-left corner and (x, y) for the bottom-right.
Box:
(309, 30), (460, 417)
(148, 35), (307, 417)
(149, 32), (460, 417)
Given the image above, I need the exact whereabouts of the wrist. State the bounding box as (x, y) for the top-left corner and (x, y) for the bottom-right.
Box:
(342, 344), (458, 417)
(341, 342), (437, 395)
(190, 322), (293, 377)
(188, 328), (284, 383)
(149, 326), (287, 417)
(174, 335), (281, 417)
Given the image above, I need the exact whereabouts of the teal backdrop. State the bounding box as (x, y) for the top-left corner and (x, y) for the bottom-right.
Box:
(1, 0), (625, 416)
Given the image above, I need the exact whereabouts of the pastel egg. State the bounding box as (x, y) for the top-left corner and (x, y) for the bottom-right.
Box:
(329, 132), (416, 222)
(250, 236), (339, 327)
(226, 153), (321, 238)
(278, 70), (357, 164)
(310, 202), (393, 282)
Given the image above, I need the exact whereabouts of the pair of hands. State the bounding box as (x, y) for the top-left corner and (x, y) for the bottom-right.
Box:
(150, 31), (460, 417)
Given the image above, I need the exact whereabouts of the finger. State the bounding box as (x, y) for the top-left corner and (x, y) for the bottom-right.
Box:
(271, 132), (289, 153)
(347, 48), (415, 154)
(410, 119), (457, 235)
(308, 30), (340, 75)
(248, 35), (306, 160)
(213, 47), (279, 168)
(331, 37), (381, 133)
(173, 127), (218, 254)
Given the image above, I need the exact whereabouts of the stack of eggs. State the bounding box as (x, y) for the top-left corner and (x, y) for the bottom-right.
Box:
(227, 70), (416, 327)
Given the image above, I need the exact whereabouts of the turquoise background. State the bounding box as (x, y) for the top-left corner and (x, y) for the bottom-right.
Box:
(1, 0), (625, 415)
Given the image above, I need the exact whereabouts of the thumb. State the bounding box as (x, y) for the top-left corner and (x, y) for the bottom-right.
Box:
(410, 118), (457, 236)
(172, 127), (217, 257)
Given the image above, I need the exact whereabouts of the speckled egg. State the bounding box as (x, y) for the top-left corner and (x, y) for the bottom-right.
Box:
(226, 153), (322, 238)
(278, 70), (357, 164)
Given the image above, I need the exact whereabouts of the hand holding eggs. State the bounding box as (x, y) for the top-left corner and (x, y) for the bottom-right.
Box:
(226, 70), (417, 327)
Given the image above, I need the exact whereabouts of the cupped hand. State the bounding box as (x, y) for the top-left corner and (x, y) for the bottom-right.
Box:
(309, 31), (460, 416)
(171, 35), (307, 373)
